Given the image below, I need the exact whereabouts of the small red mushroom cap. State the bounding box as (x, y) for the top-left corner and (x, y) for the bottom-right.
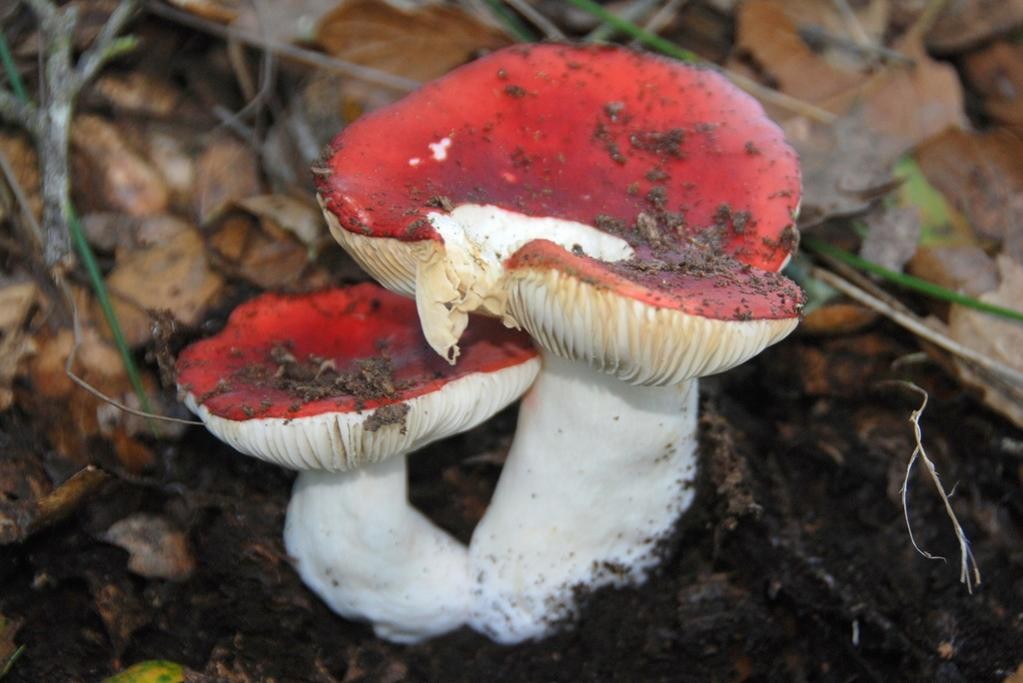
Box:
(177, 284), (540, 470)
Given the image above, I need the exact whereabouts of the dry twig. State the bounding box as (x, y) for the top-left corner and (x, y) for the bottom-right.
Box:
(0, 0), (139, 270)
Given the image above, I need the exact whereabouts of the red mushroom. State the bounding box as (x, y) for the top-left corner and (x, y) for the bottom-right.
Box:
(316, 44), (803, 642)
(177, 284), (539, 642)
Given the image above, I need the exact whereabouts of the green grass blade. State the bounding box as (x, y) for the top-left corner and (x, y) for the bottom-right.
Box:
(563, 0), (699, 63)
(69, 205), (157, 427)
(0, 644), (26, 680)
(481, 0), (536, 42)
(802, 235), (1023, 324)
(0, 32), (29, 103)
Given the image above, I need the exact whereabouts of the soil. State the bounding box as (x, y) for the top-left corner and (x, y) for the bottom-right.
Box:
(2, 321), (1021, 682)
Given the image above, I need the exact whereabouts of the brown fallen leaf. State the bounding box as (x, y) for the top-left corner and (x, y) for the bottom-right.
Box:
(860, 36), (967, 153)
(0, 282), (40, 411)
(908, 244), (999, 298)
(914, 129), (1023, 261)
(26, 320), (174, 464)
(236, 194), (327, 253)
(194, 136), (263, 225)
(800, 302), (878, 336)
(207, 212), (309, 289)
(732, 0), (876, 112)
(859, 205), (921, 272)
(785, 114), (895, 224)
(90, 70), (185, 118)
(100, 229), (225, 347)
(165, 0), (241, 23)
(741, 6), (965, 224)
(926, 0), (1023, 52)
(232, 0), (339, 44)
(145, 125), (198, 209)
(88, 574), (152, 658)
(963, 41), (1023, 132)
(944, 255), (1023, 428)
(315, 0), (511, 83)
(71, 115), (170, 216)
(101, 513), (197, 582)
(0, 131), (42, 223)
(83, 213), (192, 255)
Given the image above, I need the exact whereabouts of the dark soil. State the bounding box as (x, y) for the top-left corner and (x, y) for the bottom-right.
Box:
(2, 323), (1022, 682)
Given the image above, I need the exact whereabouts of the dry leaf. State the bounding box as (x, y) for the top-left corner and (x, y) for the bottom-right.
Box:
(207, 213), (309, 289)
(194, 136), (262, 225)
(315, 0), (511, 83)
(739, 5), (965, 224)
(232, 0), (339, 44)
(0, 282), (39, 411)
(71, 115), (170, 216)
(83, 213), (192, 255)
(102, 229), (225, 347)
(89, 576), (151, 657)
(732, 0), (875, 111)
(926, 0), (1023, 52)
(909, 245), (999, 298)
(165, 0), (241, 23)
(145, 126), (198, 208)
(964, 42), (1023, 132)
(800, 303), (879, 336)
(859, 205), (921, 271)
(944, 255), (1023, 428)
(785, 114), (894, 223)
(0, 131), (42, 222)
(914, 129), (1023, 261)
(236, 194), (327, 252)
(860, 36), (967, 152)
(26, 326), (152, 464)
(101, 513), (196, 581)
(90, 71), (185, 118)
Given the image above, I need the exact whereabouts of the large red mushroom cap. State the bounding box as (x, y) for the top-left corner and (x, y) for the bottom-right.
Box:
(316, 43), (803, 376)
(177, 284), (539, 469)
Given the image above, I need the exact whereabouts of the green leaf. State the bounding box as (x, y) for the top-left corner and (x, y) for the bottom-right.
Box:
(891, 156), (974, 247)
(102, 660), (185, 683)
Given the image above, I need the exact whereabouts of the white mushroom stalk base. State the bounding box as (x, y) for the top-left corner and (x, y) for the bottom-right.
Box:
(284, 456), (469, 643)
(467, 353), (699, 643)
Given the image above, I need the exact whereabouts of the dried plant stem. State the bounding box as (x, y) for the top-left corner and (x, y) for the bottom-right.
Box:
(0, 0), (138, 270)
(811, 266), (1023, 387)
(0, 465), (111, 544)
(144, 0), (420, 92)
(883, 381), (981, 592)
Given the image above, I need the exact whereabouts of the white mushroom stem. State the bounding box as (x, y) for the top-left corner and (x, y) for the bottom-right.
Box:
(284, 455), (469, 643)
(467, 352), (698, 643)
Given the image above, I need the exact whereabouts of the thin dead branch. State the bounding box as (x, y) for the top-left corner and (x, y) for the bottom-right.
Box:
(1, 0), (140, 271)
(811, 266), (1023, 388)
(0, 465), (111, 544)
(143, 0), (420, 93)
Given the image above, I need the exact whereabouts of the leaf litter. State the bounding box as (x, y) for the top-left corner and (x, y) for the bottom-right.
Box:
(0, 0), (1022, 679)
